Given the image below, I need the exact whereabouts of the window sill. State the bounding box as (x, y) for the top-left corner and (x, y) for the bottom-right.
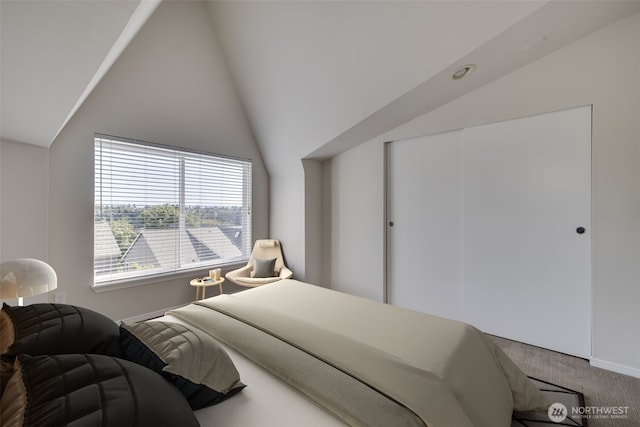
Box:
(92, 260), (248, 293)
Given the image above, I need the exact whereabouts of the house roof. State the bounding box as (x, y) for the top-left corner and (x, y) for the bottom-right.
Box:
(187, 227), (242, 260)
(94, 221), (121, 259)
(121, 226), (242, 268)
(122, 228), (197, 268)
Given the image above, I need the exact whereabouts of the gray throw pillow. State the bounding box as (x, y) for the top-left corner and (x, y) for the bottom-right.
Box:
(120, 321), (245, 409)
(253, 258), (277, 278)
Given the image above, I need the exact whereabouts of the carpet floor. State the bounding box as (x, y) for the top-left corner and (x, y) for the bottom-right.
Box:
(491, 335), (640, 427)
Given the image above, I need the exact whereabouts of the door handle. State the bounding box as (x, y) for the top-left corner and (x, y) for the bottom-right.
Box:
(576, 227), (586, 234)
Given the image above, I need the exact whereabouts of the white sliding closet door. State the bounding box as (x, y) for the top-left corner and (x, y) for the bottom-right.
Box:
(462, 107), (591, 358)
(386, 130), (464, 320)
(386, 106), (591, 358)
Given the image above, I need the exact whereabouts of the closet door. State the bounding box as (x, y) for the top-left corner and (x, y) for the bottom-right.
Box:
(386, 130), (464, 321)
(463, 107), (591, 358)
(386, 106), (591, 358)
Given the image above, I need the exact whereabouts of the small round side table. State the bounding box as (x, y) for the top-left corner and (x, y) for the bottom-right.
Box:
(190, 277), (224, 300)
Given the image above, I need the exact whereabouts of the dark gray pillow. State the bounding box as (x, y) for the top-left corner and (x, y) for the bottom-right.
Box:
(254, 257), (277, 278)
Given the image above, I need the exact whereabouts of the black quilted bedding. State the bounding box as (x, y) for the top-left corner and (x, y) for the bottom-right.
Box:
(1, 302), (245, 426)
(1, 303), (122, 360)
(15, 353), (199, 427)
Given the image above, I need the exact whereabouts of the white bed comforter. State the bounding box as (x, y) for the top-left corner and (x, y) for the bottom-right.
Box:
(168, 280), (548, 427)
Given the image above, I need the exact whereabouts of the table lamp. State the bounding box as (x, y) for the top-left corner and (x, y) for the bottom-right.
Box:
(0, 258), (57, 306)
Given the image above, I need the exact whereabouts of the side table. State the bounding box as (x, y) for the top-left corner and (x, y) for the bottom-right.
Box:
(190, 277), (224, 300)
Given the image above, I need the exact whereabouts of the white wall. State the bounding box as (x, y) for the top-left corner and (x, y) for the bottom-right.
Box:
(46, 1), (268, 321)
(323, 141), (385, 301)
(324, 13), (640, 375)
(0, 139), (50, 304)
(267, 169), (304, 277)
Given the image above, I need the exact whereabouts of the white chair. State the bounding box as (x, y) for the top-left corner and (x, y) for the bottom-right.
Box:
(225, 239), (293, 287)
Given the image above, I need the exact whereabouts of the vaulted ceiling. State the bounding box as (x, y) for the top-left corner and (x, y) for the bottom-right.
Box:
(2, 0), (638, 166)
(0, 1), (154, 147)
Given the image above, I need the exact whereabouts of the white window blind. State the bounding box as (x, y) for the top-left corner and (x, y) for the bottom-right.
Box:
(94, 134), (252, 285)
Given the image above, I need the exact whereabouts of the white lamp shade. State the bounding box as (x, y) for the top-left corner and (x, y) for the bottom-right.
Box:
(0, 258), (58, 299)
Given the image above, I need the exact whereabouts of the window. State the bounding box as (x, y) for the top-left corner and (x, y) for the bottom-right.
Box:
(94, 134), (252, 286)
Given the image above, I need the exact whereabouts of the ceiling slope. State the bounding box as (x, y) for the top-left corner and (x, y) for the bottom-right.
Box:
(2, 0), (638, 159)
(0, 0), (156, 147)
(206, 0), (547, 169)
(207, 0), (639, 169)
(309, 0), (640, 160)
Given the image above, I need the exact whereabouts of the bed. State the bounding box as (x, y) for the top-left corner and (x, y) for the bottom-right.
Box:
(0, 279), (549, 426)
(170, 280), (549, 427)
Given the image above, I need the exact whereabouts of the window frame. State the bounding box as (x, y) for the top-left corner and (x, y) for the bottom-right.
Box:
(93, 134), (252, 290)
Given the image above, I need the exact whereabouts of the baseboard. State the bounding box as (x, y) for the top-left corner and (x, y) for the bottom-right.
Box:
(119, 304), (187, 324)
(590, 357), (640, 378)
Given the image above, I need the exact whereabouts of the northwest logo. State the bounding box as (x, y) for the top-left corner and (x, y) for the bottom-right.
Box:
(548, 402), (568, 423)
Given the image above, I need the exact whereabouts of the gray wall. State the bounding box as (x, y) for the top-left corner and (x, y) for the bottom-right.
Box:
(44, 1), (268, 320)
(324, 13), (640, 376)
(0, 140), (50, 305)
